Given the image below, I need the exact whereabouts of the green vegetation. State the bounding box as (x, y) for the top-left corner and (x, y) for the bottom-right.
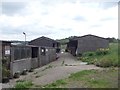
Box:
(42, 68), (118, 88)
(44, 79), (67, 88)
(61, 60), (65, 66)
(57, 38), (69, 45)
(14, 80), (33, 89)
(42, 65), (53, 71)
(2, 58), (10, 78)
(77, 43), (119, 67)
(57, 36), (80, 50)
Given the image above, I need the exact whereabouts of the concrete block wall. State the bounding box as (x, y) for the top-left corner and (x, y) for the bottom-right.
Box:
(10, 58), (31, 75)
(31, 58), (39, 69)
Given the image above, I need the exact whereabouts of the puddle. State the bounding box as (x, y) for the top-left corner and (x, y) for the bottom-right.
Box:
(80, 62), (88, 65)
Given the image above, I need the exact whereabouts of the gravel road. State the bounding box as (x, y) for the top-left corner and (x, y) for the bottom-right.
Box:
(2, 52), (101, 88)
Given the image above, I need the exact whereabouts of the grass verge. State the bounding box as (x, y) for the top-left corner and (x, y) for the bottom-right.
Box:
(41, 68), (118, 88)
(14, 80), (33, 89)
(77, 43), (119, 67)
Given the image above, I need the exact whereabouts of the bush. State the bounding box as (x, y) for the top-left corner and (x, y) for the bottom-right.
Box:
(78, 57), (89, 62)
(95, 59), (113, 67)
(2, 66), (10, 77)
(96, 48), (109, 56)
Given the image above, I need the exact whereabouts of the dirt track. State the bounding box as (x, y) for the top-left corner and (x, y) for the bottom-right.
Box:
(2, 52), (101, 88)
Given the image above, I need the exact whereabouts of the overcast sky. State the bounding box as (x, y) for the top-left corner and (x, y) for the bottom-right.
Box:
(0, 0), (119, 41)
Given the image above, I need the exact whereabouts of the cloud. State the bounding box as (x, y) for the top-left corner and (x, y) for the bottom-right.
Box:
(2, 2), (26, 16)
(100, 17), (117, 21)
(90, 24), (102, 28)
(0, 0), (118, 41)
(73, 16), (86, 21)
(99, 2), (118, 9)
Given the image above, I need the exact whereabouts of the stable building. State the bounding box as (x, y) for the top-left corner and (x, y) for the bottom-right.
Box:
(67, 34), (109, 56)
(29, 36), (60, 53)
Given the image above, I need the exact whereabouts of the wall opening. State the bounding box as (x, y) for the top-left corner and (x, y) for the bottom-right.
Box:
(41, 47), (46, 55)
(32, 47), (38, 58)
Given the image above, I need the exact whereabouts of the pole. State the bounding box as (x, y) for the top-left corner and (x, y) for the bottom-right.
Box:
(25, 34), (26, 45)
(23, 32), (26, 45)
(23, 32), (26, 58)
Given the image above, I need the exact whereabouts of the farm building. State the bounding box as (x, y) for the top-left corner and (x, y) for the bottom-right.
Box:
(29, 36), (60, 53)
(1, 39), (57, 82)
(66, 34), (109, 56)
(29, 36), (60, 52)
(10, 45), (56, 76)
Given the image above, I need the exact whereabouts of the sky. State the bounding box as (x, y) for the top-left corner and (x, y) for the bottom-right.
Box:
(0, 0), (119, 41)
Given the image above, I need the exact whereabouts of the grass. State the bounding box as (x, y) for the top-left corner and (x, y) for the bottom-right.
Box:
(44, 79), (67, 88)
(41, 68), (118, 88)
(14, 80), (33, 89)
(42, 65), (53, 71)
(77, 43), (119, 67)
(61, 60), (65, 66)
(34, 72), (38, 74)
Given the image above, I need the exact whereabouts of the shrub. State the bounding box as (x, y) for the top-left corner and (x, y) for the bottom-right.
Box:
(77, 53), (82, 57)
(84, 52), (95, 57)
(96, 48), (109, 56)
(2, 66), (10, 77)
(95, 59), (113, 67)
(80, 57), (89, 62)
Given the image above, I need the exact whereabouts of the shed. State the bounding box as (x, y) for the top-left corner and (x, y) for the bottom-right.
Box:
(67, 34), (109, 56)
(29, 36), (60, 53)
(29, 36), (59, 47)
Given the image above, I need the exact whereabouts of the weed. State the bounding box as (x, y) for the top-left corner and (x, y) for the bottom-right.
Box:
(65, 64), (68, 66)
(42, 65), (53, 71)
(44, 79), (67, 88)
(35, 75), (42, 78)
(61, 60), (65, 66)
(14, 80), (33, 89)
(34, 72), (38, 74)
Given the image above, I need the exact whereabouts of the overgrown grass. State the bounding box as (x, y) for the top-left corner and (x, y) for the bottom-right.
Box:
(41, 68), (118, 88)
(78, 43), (119, 67)
(14, 80), (33, 89)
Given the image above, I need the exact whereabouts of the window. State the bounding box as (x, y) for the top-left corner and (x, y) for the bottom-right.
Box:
(5, 46), (10, 55)
(46, 49), (48, 52)
(41, 47), (45, 55)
